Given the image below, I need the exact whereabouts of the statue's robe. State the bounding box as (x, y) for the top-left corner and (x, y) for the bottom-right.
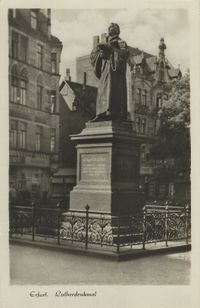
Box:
(90, 37), (129, 120)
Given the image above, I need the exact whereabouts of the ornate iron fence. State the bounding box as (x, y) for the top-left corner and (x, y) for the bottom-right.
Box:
(9, 203), (191, 252)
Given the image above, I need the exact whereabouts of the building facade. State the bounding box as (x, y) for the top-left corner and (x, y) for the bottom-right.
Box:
(9, 9), (62, 203)
(51, 71), (96, 201)
(76, 35), (181, 201)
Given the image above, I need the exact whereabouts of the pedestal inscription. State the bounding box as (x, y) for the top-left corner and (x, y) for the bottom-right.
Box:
(80, 153), (109, 181)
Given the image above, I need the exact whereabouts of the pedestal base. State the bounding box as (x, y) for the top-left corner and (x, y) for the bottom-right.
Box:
(70, 189), (144, 215)
(69, 120), (144, 215)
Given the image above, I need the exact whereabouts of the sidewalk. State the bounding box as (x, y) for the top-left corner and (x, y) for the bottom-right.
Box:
(10, 234), (191, 261)
(10, 243), (191, 285)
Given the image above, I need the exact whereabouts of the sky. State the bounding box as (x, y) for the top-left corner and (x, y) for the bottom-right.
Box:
(51, 9), (189, 82)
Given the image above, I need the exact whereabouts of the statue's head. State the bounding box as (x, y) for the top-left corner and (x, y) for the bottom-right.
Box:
(108, 23), (120, 37)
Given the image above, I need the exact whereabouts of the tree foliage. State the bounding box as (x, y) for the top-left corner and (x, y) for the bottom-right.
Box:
(149, 72), (190, 176)
(160, 71), (190, 127)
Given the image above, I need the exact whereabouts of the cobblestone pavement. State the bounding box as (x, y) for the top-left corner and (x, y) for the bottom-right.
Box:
(10, 244), (190, 285)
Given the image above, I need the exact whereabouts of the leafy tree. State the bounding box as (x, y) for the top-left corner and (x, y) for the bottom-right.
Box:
(149, 71), (190, 180)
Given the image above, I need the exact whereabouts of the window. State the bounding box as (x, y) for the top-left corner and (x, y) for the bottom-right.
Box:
(154, 120), (157, 135)
(141, 145), (146, 159)
(49, 91), (56, 113)
(21, 36), (28, 62)
(51, 53), (57, 73)
(136, 117), (146, 134)
(10, 120), (27, 149)
(50, 128), (56, 152)
(72, 101), (77, 111)
(31, 11), (37, 29)
(136, 117), (140, 133)
(141, 118), (146, 134)
(20, 173), (26, 190)
(142, 90), (147, 106)
(36, 44), (43, 69)
(137, 88), (142, 104)
(37, 85), (43, 110)
(10, 120), (17, 148)
(11, 32), (19, 59)
(19, 80), (27, 105)
(10, 77), (18, 103)
(36, 126), (42, 151)
(18, 122), (26, 149)
(156, 95), (162, 108)
(11, 68), (28, 105)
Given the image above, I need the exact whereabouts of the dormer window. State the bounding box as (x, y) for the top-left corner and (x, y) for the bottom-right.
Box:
(31, 11), (37, 29)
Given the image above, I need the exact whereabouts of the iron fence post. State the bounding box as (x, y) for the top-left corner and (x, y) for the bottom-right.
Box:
(117, 217), (120, 253)
(101, 214), (104, 247)
(85, 204), (90, 249)
(142, 206), (146, 250)
(165, 204), (169, 247)
(57, 208), (61, 245)
(32, 203), (35, 241)
(20, 209), (23, 236)
(185, 204), (189, 244)
(130, 215), (133, 248)
(71, 213), (74, 244)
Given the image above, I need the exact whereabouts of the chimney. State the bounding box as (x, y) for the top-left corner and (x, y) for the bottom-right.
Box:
(65, 68), (71, 81)
(83, 72), (87, 89)
(47, 9), (51, 37)
(101, 33), (107, 44)
(93, 35), (99, 48)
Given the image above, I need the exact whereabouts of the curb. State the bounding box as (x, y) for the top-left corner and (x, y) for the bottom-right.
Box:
(10, 238), (191, 262)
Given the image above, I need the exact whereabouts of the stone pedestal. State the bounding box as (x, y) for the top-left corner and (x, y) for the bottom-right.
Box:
(69, 120), (144, 216)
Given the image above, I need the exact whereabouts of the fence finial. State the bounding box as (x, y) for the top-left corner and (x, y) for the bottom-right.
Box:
(85, 204), (90, 211)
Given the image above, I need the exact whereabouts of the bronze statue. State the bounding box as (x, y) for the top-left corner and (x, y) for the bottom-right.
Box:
(90, 23), (129, 121)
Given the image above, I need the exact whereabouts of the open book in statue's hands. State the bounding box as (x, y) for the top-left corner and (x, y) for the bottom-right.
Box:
(98, 43), (112, 58)
(98, 43), (111, 50)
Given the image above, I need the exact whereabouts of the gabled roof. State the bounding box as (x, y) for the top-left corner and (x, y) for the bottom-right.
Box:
(128, 46), (153, 59)
(60, 80), (97, 116)
(127, 45), (181, 79)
